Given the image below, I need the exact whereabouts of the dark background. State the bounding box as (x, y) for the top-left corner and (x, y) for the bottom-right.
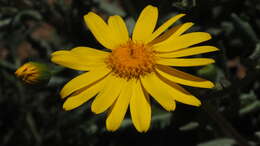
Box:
(1, 0), (260, 146)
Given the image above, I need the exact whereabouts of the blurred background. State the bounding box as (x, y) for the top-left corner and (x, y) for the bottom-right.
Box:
(1, 0), (260, 145)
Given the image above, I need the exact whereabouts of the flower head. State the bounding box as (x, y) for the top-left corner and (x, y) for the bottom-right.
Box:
(51, 5), (219, 132)
(15, 62), (51, 84)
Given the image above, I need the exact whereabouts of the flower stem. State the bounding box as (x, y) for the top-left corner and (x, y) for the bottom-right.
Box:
(202, 103), (250, 146)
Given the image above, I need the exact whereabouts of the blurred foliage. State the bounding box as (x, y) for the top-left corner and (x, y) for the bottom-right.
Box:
(1, 0), (260, 146)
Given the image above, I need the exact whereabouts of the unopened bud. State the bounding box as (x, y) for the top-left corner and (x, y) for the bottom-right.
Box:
(15, 62), (51, 84)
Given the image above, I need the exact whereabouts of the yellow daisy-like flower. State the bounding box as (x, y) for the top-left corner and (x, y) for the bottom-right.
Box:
(51, 5), (218, 132)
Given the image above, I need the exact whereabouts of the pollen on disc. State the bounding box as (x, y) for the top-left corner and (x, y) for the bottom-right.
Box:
(106, 41), (156, 79)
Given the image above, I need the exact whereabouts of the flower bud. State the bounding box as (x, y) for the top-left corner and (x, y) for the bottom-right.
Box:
(15, 62), (51, 84)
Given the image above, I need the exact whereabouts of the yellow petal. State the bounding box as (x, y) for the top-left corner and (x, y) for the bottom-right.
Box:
(130, 80), (151, 132)
(156, 58), (215, 67)
(150, 24), (183, 45)
(159, 75), (202, 106)
(152, 22), (194, 46)
(153, 32), (212, 52)
(141, 72), (176, 111)
(156, 65), (214, 88)
(71, 47), (109, 58)
(157, 46), (219, 58)
(63, 76), (108, 110)
(145, 14), (186, 43)
(91, 75), (127, 114)
(132, 5), (158, 42)
(51, 51), (93, 71)
(84, 12), (121, 49)
(60, 67), (111, 98)
(170, 22), (194, 36)
(106, 79), (134, 131)
(51, 47), (108, 71)
(108, 15), (129, 45)
(142, 72), (201, 107)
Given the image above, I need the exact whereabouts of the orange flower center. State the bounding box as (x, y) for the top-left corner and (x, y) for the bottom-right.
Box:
(106, 41), (156, 79)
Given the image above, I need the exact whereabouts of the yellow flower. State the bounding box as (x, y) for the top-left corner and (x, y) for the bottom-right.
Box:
(51, 5), (219, 132)
(15, 62), (51, 84)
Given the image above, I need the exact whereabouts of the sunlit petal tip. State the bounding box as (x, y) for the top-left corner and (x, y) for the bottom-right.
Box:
(205, 59), (215, 65)
(62, 102), (73, 111)
(179, 13), (186, 17)
(207, 81), (215, 88)
(50, 56), (62, 66)
(106, 122), (118, 132)
(189, 32), (212, 42)
(135, 125), (150, 133)
(213, 47), (220, 51)
(91, 106), (100, 114)
(84, 12), (96, 19)
(202, 58), (215, 65)
(83, 12), (96, 24)
(138, 128), (149, 133)
(194, 100), (202, 107)
(106, 122), (117, 132)
(210, 59), (215, 63)
(180, 95), (201, 107)
(165, 104), (176, 112)
(51, 55), (65, 64)
(60, 90), (69, 99)
(50, 57), (56, 63)
(50, 52), (56, 56)
(204, 32), (212, 40)
(91, 105), (107, 114)
(84, 12), (105, 28)
(62, 96), (85, 111)
(51, 51), (64, 56)
(186, 22), (195, 27)
(161, 98), (176, 112)
(201, 81), (215, 89)
(145, 5), (158, 9)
